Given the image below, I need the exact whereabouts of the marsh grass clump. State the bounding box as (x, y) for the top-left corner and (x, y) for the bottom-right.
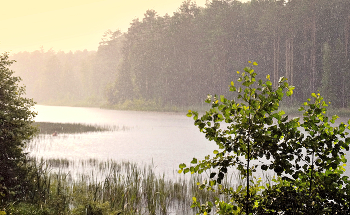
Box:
(33, 122), (129, 134)
(46, 158), (71, 168)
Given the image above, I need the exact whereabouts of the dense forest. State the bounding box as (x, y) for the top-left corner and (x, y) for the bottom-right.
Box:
(11, 0), (350, 109)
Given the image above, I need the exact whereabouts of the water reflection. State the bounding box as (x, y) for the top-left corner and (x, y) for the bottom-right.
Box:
(29, 105), (350, 177)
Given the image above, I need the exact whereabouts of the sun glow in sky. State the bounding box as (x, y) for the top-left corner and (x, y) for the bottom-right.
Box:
(0, 0), (215, 54)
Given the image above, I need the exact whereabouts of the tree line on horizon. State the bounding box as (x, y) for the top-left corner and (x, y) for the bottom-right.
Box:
(10, 30), (124, 106)
(10, 0), (350, 109)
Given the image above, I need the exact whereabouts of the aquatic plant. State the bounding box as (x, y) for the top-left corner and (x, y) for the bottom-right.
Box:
(33, 122), (130, 134)
(6, 157), (231, 214)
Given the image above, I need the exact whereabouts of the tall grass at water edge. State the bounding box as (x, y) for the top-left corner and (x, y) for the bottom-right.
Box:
(9, 158), (245, 215)
(17, 123), (273, 214)
(32, 122), (131, 135)
(17, 149), (273, 213)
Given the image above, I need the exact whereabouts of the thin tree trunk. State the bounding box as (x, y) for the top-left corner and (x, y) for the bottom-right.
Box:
(342, 73), (345, 108)
(291, 37), (294, 103)
(345, 16), (350, 107)
(246, 96), (252, 215)
(285, 36), (294, 103)
(285, 38), (291, 82)
(273, 5), (278, 88)
(277, 33), (280, 84)
(345, 15), (349, 60)
(274, 36), (277, 87)
(303, 24), (309, 100)
(311, 0), (317, 94)
(291, 37), (294, 82)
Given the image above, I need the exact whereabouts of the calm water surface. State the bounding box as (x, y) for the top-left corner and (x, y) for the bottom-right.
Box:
(30, 105), (216, 175)
(29, 105), (350, 176)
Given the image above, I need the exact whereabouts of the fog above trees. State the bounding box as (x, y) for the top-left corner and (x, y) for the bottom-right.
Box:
(10, 30), (124, 106)
(10, 0), (350, 109)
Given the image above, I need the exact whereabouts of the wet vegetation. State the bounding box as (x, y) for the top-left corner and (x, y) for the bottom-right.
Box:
(181, 63), (350, 214)
(2, 158), (232, 215)
(2, 0), (350, 214)
(32, 122), (125, 134)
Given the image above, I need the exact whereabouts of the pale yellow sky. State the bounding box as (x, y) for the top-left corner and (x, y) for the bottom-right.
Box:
(0, 0), (248, 54)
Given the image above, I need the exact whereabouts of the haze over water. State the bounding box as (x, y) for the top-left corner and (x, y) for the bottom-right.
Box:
(30, 105), (350, 177)
(30, 105), (217, 175)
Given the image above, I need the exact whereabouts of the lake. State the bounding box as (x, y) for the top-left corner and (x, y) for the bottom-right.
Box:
(28, 105), (350, 177)
(29, 105), (217, 176)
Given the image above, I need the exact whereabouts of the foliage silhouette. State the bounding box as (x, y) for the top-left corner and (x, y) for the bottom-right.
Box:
(0, 52), (37, 208)
(180, 62), (350, 214)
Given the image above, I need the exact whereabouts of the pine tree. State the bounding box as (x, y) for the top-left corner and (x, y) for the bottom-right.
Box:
(0, 52), (37, 205)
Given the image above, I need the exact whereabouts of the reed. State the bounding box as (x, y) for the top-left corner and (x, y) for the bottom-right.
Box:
(21, 129), (265, 215)
(14, 157), (232, 215)
(32, 122), (130, 135)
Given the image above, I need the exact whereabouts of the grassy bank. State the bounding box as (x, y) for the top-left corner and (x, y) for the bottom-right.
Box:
(102, 99), (198, 113)
(36, 96), (105, 108)
(36, 97), (350, 117)
(3, 158), (230, 215)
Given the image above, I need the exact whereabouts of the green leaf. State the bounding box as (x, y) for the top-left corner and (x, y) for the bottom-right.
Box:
(220, 95), (225, 102)
(191, 158), (197, 164)
(179, 163), (186, 169)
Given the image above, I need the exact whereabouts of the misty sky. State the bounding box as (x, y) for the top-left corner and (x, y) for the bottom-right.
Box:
(0, 0), (211, 53)
(0, 0), (249, 54)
